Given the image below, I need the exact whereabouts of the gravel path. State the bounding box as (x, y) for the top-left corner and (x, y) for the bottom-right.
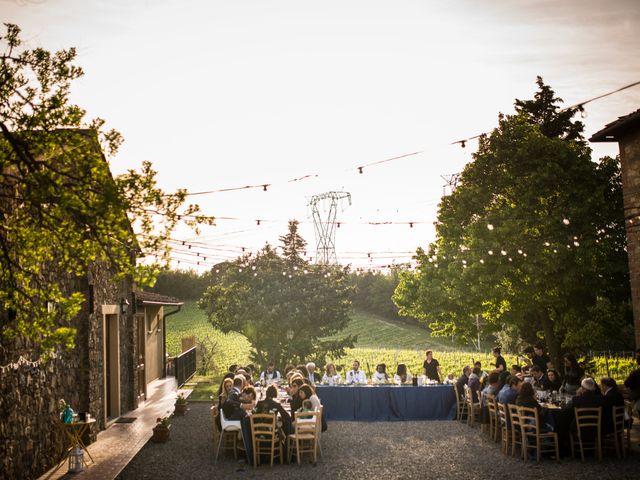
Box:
(117, 403), (640, 480)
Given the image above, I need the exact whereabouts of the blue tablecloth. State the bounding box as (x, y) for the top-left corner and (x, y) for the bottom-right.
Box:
(315, 385), (456, 421)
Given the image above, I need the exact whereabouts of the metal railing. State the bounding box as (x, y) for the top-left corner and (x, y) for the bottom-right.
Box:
(173, 346), (196, 387)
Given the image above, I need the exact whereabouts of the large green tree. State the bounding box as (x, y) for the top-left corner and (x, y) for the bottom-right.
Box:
(394, 78), (631, 367)
(0, 24), (212, 351)
(199, 221), (355, 368)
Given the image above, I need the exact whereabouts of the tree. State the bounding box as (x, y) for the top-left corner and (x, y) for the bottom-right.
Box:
(0, 24), (212, 351)
(394, 78), (631, 367)
(150, 269), (209, 300)
(199, 222), (355, 368)
(278, 220), (307, 265)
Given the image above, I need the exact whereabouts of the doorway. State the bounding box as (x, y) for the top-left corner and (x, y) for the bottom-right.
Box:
(103, 313), (120, 421)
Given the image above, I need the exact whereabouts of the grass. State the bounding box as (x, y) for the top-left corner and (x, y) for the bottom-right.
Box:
(166, 301), (636, 392)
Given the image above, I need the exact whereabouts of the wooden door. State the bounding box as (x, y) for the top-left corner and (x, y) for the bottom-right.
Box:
(136, 313), (147, 403)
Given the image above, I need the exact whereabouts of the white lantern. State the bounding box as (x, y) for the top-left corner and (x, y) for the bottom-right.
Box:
(68, 446), (84, 473)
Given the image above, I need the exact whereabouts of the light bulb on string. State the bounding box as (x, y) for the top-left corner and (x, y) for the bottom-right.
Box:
(563, 218), (570, 225)
(488, 250), (494, 255)
(487, 224), (494, 231)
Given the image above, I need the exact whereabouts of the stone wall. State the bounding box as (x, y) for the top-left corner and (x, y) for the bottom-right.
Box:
(0, 264), (135, 480)
(620, 128), (640, 349)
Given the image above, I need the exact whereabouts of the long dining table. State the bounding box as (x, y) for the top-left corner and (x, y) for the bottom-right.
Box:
(315, 384), (457, 421)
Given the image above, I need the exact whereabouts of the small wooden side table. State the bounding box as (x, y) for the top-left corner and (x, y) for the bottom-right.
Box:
(46, 418), (96, 478)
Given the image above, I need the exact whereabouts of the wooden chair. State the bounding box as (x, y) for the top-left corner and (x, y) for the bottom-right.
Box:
(506, 403), (524, 459)
(603, 405), (626, 459)
(485, 394), (499, 442)
(454, 384), (467, 422)
(497, 402), (510, 454)
(464, 385), (481, 427)
(287, 411), (319, 465)
(249, 413), (283, 467)
(570, 407), (602, 462)
(518, 405), (559, 463)
(215, 409), (243, 464)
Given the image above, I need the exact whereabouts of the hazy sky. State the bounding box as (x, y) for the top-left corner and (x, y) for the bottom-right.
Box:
(3, 0), (640, 270)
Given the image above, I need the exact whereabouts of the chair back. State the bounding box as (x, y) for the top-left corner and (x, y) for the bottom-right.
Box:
(612, 405), (625, 435)
(506, 403), (520, 430)
(517, 405), (541, 437)
(250, 413), (277, 433)
(497, 402), (508, 427)
(574, 407), (602, 431)
(486, 394), (497, 413)
(295, 410), (320, 436)
(464, 384), (473, 404)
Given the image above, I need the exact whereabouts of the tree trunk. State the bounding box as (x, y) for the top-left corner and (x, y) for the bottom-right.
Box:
(539, 309), (561, 369)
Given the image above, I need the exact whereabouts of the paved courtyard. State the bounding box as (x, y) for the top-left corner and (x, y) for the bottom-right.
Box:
(117, 402), (640, 480)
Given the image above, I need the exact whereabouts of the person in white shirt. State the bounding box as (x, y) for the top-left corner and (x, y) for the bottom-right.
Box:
(393, 363), (413, 384)
(259, 362), (281, 384)
(321, 362), (342, 384)
(372, 363), (389, 383)
(346, 360), (367, 384)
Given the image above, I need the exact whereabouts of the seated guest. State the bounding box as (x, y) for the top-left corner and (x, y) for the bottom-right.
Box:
(510, 364), (522, 379)
(443, 373), (456, 385)
(256, 384), (292, 435)
(284, 364), (296, 377)
(306, 362), (321, 385)
(298, 384), (327, 431)
(455, 366), (471, 397)
(498, 370), (510, 391)
(322, 362), (342, 384)
(482, 372), (501, 398)
(530, 365), (549, 390)
(215, 377), (234, 431)
(497, 376), (522, 406)
(546, 369), (562, 391)
(298, 384), (322, 410)
(259, 362), (281, 384)
(517, 382), (553, 432)
(474, 361), (489, 381)
(297, 399), (315, 420)
(562, 353), (584, 395)
(346, 360), (367, 384)
(492, 347), (507, 372)
(372, 363), (389, 383)
(468, 367), (482, 402)
(222, 376), (249, 420)
(241, 386), (257, 410)
(600, 377), (624, 434)
(566, 377), (603, 409)
(288, 378), (304, 413)
(394, 363), (413, 384)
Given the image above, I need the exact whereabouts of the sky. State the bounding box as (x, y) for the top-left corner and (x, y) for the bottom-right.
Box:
(3, 0), (640, 271)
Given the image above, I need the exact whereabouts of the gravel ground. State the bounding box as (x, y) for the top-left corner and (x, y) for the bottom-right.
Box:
(117, 403), (640, 480)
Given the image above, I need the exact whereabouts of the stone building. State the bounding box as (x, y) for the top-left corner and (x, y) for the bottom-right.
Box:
(0, 130), (182, 479)
(591, 108), (640, 348)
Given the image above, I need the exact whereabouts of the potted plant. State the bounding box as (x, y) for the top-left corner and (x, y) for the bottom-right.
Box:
(174, 393), (188, 415)
(152, 414), (171, 443)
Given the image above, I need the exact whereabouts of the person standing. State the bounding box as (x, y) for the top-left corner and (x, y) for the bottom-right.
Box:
(492, 347), (507, 372)
(346, 360), (367, 384)
(532, 342), (552, 372)
(624, 349), (640, 417)
(259, 362), (281, 384)
(422, 350), (442, 383)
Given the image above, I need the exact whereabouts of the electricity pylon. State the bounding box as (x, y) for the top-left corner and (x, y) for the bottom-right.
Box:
(309, 191), (352, 265)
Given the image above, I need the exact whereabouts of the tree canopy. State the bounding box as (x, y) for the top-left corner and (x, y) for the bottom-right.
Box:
(199, 221), (355, 368)
(393, 77), (631, 365)
(0, 23), (212, 351)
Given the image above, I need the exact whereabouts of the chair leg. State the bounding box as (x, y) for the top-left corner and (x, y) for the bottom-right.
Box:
(215, 432), (224, 464)
(296, 438), (301, 466)
(554, 437), (560, 463)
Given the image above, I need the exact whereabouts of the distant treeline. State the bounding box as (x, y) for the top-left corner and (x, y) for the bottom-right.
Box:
(150, 267), (419, 326)
(150, 269), (209, 300)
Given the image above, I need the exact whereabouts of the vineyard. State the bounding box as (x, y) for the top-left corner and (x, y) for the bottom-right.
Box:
(166, 301), (636, 382)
